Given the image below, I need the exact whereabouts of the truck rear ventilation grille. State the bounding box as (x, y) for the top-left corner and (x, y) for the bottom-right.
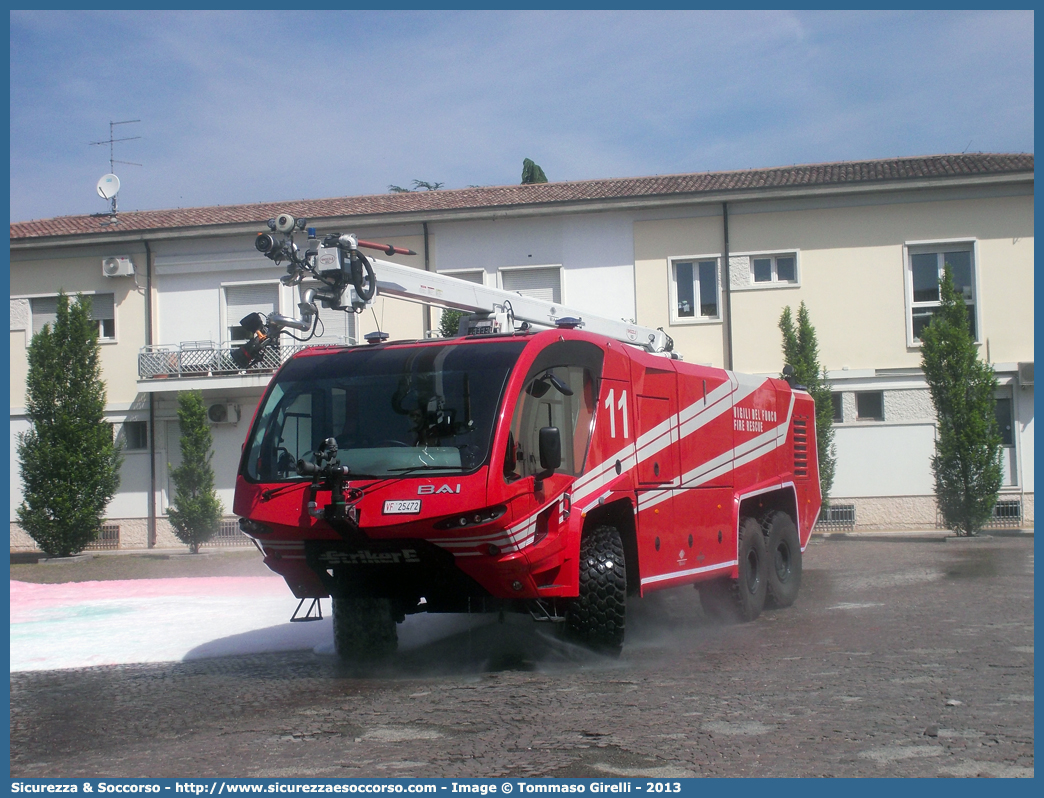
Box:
(793, 416), (809, 478)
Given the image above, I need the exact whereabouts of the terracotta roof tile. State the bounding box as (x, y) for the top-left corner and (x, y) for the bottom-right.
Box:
(10, 153), (1033, 241)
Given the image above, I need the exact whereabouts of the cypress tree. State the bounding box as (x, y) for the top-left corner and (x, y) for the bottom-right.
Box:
(779, 302), (836, 504)
(920, 267), (1002, 535)
(439, 309), (467, 338)
(168, 390), (224, 553)
(17, 293), (122, 556)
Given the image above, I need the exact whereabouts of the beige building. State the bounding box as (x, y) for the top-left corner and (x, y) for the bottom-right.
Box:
(10, 153), (1033, 549)
(10, 243), (152, 548)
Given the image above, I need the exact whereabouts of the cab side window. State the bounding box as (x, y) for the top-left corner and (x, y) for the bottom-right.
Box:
(504, 365), (597, 481)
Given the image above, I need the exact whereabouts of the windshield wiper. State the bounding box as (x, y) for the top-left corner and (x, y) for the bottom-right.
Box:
(261, 481), (311, 502)
(386, 465), (463, 473)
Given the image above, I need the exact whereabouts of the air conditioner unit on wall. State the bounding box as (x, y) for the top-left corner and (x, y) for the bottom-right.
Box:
(207, 403), (240, 425)
(102, 256), (135, 277)
(1017, 362), (1034, 387)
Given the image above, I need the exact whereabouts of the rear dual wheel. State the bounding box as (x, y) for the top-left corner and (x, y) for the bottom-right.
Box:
(699, 517), (768, 623)
(763, 511), (802, 608)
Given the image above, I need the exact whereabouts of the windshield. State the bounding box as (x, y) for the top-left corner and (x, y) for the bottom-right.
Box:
(243, 340), (527, 481)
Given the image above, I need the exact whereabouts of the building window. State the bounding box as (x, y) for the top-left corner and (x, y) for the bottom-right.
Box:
(31, 294), (115, 340)
(906, 243), (977, 343)
(439, 269), (485, 285)
(831, 393), (843, 423)
(225, 284), (278, 343)
(499, 266), (561, 304)
(751, 254), (797, 286)
(856, 391), (884, 421)
(672, 259), (719, 322)
(994, 397), (1014, 447)
(312, 303), (357, 346)
(123, 421), (148, 450)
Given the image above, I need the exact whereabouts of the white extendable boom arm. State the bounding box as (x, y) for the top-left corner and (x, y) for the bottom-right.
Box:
(243, 215), (674, 368)
(359, 254), (673, 354)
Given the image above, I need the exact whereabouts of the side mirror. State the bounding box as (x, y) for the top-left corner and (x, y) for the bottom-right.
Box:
(534, 426), (562, 492)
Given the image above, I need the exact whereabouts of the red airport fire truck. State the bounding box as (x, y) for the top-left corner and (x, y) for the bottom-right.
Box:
(232, 213), (821, 659)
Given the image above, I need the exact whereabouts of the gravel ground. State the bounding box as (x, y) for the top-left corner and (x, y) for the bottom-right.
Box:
(9, 534), (1035, 778)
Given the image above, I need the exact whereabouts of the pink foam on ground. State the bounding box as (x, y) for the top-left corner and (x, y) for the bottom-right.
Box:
(10, 577), (287, 623)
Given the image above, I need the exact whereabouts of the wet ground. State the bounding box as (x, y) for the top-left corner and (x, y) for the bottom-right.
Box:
(10, 535), (1034, 778)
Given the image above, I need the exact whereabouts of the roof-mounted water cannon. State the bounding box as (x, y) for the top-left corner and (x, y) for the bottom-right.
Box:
(237, 212), (419, 368)
(255, 214), (310, 273)
(254, 213), (415, 295)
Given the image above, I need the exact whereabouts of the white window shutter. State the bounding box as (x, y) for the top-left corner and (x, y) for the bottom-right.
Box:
(87, 293), (115, 321)
(226, 284), (278, 319)
(440, 270), (484, 285)
(501, 267), (561, 304)
(30, 296), (58, 335)
(312, 303), (357, 345)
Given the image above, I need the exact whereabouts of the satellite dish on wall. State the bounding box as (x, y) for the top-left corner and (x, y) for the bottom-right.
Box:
(96, 173), (121, 200)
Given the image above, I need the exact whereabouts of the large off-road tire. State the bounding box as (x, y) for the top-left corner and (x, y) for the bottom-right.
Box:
(763, 511), (802, 608)
(331, 597), (398, 662)
(566, 524), (627, 654)
(698, 517), (767, 623)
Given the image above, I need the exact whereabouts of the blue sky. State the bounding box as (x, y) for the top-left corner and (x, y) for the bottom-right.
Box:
(9, 9), (1034, 222)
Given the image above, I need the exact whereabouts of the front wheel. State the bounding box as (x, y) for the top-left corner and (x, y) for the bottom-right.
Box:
(565, 524), (627, 654)
(332, 597), (398, 662)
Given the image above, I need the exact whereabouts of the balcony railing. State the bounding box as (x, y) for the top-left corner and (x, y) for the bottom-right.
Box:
(138, 339), (353, 380)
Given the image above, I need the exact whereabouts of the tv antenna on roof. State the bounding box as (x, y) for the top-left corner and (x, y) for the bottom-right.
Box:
(89, 119), (142, 225)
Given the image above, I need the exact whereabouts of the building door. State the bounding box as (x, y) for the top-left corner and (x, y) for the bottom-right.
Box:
(995, 392), (1017, 487)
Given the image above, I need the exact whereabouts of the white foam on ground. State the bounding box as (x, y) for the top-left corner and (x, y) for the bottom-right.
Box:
(9, 577), (490, 672)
